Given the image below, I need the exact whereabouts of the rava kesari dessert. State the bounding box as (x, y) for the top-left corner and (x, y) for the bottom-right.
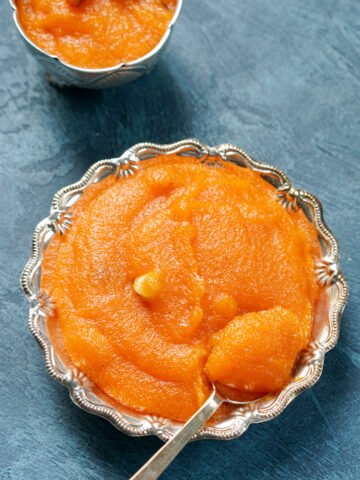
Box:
(16, 0), (178, 69)
(42, 155), (320, 422)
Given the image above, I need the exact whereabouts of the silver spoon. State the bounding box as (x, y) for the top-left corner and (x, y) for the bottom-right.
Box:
(130, 385), (263, 480)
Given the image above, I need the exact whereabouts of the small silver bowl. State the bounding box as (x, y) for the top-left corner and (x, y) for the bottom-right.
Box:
(21, 139), (348, 441)
(10, 0), (182, 89)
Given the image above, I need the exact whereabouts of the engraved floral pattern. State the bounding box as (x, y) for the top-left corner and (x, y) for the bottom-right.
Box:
(315, 258), (339, 287)
(57, 212), (73, 235)
(277, 186), (300, 212)
(70, 368), (92, 389)
(38, 290), (55, 317)
(117, 154), (140, 178)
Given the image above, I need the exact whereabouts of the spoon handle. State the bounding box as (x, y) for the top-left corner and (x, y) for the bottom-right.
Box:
(130, 389), (223, 480)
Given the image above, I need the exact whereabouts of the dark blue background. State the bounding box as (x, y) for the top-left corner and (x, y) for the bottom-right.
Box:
(1, 1), (359, 479)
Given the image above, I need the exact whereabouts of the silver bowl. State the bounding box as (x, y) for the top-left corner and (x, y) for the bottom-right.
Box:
(9, 0), (182, 89)
(21, 139), (348, 441)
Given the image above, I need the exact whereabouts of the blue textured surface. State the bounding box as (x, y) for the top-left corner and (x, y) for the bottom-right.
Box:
(1, 1), (359, 479)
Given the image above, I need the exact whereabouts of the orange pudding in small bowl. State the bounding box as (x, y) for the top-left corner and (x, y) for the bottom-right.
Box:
(40, 148), (321, 423)
(11, 0), (182, 87)
(16, 0), (178, 69)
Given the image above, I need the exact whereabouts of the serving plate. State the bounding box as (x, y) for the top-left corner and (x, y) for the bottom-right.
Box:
(21, 139), (348, 441)
(9, 0), (183, 89)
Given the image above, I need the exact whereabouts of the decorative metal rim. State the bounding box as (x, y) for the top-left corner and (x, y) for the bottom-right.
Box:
(21, 139), (349, 441)
(9, 0), (183, 75)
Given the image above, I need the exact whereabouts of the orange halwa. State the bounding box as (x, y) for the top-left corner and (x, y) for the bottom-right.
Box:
(205, 307), (305, 393)
(42, 155), (320, 422)
(16, 0), (177, 69)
